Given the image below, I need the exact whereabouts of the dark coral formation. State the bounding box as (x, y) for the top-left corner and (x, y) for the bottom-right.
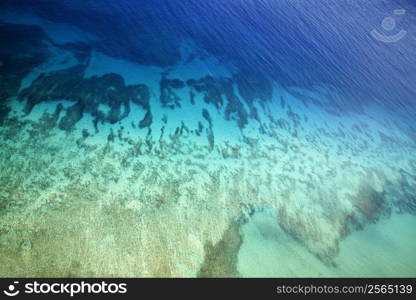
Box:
(201, 109), (214, 150)
(187, 76), (224, 109)
(139, 110), (153, 129)
(19, 64), (151, 130)
(224, 91), (248, 129)
(158, 74), (266, 149)
(235, 71), (272, 125)
(187, 76), (250, 129)
(201, 109), (212, 127)
(197, 221), (243, 278)
(160, 76), (185, 109)
(206, 128), (215, 151)
(0, 22), (152, 132)
(35, 103), (64, 132)
(1, 23), (273, 136)
(59, 101), (85, 131)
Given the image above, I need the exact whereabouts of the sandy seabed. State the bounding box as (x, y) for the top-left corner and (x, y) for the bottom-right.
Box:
(0, 20), (415, 278)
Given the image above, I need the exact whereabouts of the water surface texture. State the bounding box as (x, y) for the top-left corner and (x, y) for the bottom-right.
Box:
(0, 0), (415, 277)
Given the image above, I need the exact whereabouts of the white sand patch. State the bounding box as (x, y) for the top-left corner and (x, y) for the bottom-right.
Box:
(238, 212), (416, 277)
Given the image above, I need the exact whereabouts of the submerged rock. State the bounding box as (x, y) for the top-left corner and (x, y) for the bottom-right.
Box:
(59, 101), (85, 131)
(188, 76), (249, 129)
(19, 60), (150, 128)
(139, 110), (153, 129)
(160, 77), (185, 108)
(197, 222), (243, 277)
(202, 109), (212, 127)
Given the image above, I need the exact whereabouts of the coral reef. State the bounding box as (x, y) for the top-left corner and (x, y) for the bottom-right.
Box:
(19, 65), (150, 129)
(59, 101), (85, 131)
(197, 222), (243, 278)
(188, 76), (249, 129)
(0, 22), (415, 277)
(139, 110), (153, 129)
(160, 76), (185, 108)
(349, 183), (390, 223)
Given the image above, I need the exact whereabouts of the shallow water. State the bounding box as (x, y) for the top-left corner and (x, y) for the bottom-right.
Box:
(0, 1), (415, 277)
(239, 212), (416, 277)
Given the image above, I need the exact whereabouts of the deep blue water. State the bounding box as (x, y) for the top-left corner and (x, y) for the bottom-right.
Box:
(1, 0), (415, 114)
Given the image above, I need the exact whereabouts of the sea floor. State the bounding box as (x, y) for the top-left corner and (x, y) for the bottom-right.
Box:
(238, 212), (416, 277)
(0, 17), (415, 277)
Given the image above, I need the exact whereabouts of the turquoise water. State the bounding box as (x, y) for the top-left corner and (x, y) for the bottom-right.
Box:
(0, 1), (415, 277)
(239, 212), (416, 277)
